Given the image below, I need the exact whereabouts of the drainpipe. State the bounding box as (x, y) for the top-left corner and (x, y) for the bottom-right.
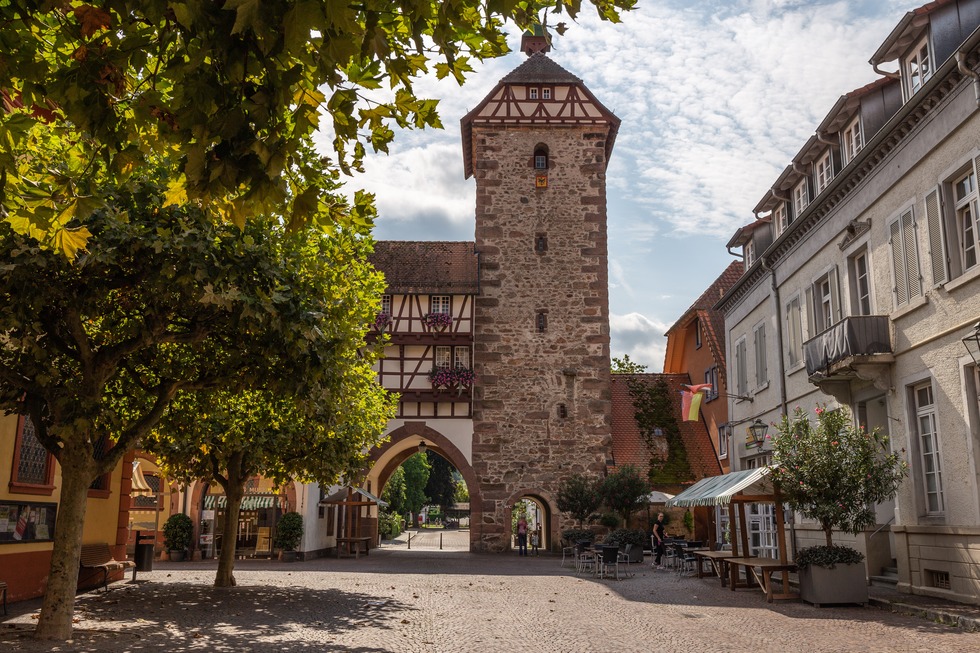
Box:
(956, 51), (980, 108)
(872, 62), (900, 79)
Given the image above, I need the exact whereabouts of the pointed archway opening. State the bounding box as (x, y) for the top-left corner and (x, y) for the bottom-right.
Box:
(507, 491), (555, 554)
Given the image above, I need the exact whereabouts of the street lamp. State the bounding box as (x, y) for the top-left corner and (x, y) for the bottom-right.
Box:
(747, 419), (769, 448)
(962, 322), (980, 366)
(418, 440), (427, 454)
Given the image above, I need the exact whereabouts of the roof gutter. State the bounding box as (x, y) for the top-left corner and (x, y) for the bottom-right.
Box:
(956, 50), (980, 108)
(872, 63), (900, 79)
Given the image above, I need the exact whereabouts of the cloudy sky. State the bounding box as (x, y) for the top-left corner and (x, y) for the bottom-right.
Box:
(325, 0), (913, 371)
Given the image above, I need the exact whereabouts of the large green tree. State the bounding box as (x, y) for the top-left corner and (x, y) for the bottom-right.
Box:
(556, 473), (602, 527)
(0, 177), (386, 639)
(423, 450), (457, 511)
(147, 386), (394, 587)
(401, 452), (430, 520)
(600, 465), (650, 527)
(0, 0), (635, 255)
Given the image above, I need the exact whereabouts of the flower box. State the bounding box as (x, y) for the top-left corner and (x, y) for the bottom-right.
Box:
(423, 312), (453, 329)
(428, 367), (476, 391)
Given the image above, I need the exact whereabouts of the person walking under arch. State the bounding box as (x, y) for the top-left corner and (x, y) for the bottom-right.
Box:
(517, 516), (528, 556)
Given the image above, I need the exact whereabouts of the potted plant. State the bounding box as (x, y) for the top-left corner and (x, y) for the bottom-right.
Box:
(274, 511), (304, 562)
(604, 528), (646, 562)
(422, 312), (452, 330)
(770, 406), (907, 606)
(162, 513), (193, 562)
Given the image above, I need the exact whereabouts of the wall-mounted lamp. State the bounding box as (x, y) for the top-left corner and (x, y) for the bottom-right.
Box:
(746, 419), (769, 448)
(962, 322), (980, 366)
(418, 440), (428, 454)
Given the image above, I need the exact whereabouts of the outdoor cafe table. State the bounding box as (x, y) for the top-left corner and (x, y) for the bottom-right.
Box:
(723, 556), (798, 603)
(692, 550), (735, 585)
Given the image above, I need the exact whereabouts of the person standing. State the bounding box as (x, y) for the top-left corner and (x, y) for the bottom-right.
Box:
(652, 512), (666, 569)
(530, 528), (540, 556)
(517, 516), (528, 556)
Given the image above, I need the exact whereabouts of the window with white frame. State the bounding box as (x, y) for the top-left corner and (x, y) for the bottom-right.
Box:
(889, 208), (923, 307)
(785, 295), (803, 367)
(734, 337), (747, 397)
(955, 167), (979, 271)
(529, 87), (539, 100)
(904, 37), (932, 98)
(430, 295), (451, 314)
(381, 294), (392, 315)
(805, 268), (840, 337)
(435, 346), (452, 369)
(454, 346), (470, 369)
(793, 179), (809, 217)
(773, 202), (789, 237)
(842, 116), (863, 165)
(814, 151), (834, 195)
(717, 423), (729, 459)
(925, 156), (980, 285)
(848, 248), (873, 316)
(542, 88), (551, 100)
(744, 240), (755, 268)
(753, 322), (768, 387)
(704, 366), (718, 401)
(912, 381), (944, 514)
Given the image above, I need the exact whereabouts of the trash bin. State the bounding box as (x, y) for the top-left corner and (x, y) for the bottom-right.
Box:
(134, 531), (154, 572)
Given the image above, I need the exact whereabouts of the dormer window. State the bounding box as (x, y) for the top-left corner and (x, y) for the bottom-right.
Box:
(534, 146), (548, 170)
(904, 37), (931, 98)
(542, 88), (551, 100)
(744, 240), (756, 267)
(793, 179), (809, 217)
(814, 151), (834, 195)
(529, 87), (539, 100)
(842, 116), (863, 165)
(773, 203), (789, 237)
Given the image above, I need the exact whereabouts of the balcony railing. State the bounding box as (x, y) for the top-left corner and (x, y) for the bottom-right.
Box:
(803, 316), (892, 377)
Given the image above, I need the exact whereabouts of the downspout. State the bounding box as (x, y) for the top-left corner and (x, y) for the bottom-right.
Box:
(956, 51), (980, 108)
(872, 63), (900, 80)
(760, 253), (794, 561)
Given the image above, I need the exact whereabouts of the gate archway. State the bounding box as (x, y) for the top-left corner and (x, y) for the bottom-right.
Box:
(364, 423), (483, 551)
(505, 489), (557, 553)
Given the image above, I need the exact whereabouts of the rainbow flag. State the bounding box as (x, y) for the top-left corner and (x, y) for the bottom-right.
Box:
(681, 384), (712, 421)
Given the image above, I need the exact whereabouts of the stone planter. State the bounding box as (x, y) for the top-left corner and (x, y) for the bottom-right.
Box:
(168, 550), (186, 562)
(280, 550), (299, 563)
(799, 562), (868, 607)
(626, 545), (644, 563)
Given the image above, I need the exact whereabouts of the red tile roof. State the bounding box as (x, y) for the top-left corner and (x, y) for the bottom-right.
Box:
(369, 241), (479, 294)
(610, 374), (722, 492)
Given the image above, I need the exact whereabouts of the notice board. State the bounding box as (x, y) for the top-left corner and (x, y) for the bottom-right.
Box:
(0, 501), (57, 544)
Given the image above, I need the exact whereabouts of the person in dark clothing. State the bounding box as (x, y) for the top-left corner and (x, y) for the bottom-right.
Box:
(652, 512), (666, 569)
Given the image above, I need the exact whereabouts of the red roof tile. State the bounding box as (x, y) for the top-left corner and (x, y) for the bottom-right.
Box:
(610, 374), (722, 492)
(369, 241), (479, 295)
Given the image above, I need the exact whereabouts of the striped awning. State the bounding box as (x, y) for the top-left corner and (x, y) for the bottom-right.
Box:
(203, 494), (279, 510)
(665, 467), (774, 508)
(131, 460), (153, 494)
(319, 486), (389, 507)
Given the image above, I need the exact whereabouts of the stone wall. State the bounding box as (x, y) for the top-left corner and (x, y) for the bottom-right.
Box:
(471, 124), (613, 551)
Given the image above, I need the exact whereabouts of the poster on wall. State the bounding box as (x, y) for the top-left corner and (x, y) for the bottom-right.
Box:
(0, 501), (57, 544)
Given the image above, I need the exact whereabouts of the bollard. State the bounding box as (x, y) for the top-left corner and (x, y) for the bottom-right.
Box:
(440, 532), (443, 550)
(408, 531), (412, 550)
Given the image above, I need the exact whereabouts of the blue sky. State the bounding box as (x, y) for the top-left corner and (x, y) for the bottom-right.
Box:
(323, 0), (913, 371)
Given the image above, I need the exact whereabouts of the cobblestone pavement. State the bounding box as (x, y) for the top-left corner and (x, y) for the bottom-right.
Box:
(2, 547), (977, 653)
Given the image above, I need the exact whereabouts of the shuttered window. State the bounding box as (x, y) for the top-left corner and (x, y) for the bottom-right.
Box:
(754, 323), (768, 387)
(889, 209), (922, 307)
(925, 188), (948, 285)
(804, 267), (840, 337)
(785, 296), (803, 367)
(735, 338), (747, 397)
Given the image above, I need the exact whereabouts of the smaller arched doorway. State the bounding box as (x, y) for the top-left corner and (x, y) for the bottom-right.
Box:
(508, 492), (555, 554)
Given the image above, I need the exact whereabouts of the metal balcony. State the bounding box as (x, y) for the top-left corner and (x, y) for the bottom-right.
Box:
(803, 316), (893, 391)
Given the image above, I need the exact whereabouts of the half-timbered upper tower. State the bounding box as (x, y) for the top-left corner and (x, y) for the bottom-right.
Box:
(461, 38), (620, 551)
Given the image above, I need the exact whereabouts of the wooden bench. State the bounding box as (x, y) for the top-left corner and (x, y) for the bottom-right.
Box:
(724, 556), (798, 603)
(80, 543), (135, 592)
(336, 537), (371, 559)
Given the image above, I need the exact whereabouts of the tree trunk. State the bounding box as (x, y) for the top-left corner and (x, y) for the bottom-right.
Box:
(214, 477), (245, 588)
(823, 521), (834, 548)
(34, 451), (94, 640)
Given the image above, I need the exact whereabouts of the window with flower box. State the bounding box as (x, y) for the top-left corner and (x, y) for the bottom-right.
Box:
(430, 295), (450, 314)
(435, 346), (452, 369)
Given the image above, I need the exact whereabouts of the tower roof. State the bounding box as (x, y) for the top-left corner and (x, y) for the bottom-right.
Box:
(460, 53), (619, 178)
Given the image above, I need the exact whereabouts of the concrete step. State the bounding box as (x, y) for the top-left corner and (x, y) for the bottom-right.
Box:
(869, 573), (899, 588)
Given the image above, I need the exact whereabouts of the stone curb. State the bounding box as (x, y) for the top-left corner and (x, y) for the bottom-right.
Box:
(869, 596), (980, 632)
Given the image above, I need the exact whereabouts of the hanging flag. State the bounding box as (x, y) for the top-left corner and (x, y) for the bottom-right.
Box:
(681, 384), (713, 422)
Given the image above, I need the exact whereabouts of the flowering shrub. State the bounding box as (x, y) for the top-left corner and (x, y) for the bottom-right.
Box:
(373, 312), (391, 332)
(769, 405), (907, 567)
(423, 312), (453, 329)
(427, 366), (476, 389)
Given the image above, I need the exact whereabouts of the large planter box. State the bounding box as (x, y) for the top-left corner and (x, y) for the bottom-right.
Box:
(799, 562), (868, 607)
(626, 546), (644, 563)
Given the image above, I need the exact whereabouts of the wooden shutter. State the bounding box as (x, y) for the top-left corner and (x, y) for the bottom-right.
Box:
(890, 219), (908, 306)
(903, 209), (922, 299)
(828, 266), (841, 323)
(804, 286), (815, 339)
(925, 187), (947, 285)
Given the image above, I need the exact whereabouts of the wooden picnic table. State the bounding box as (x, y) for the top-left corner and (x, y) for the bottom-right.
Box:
(724, 556), (798, 603)
(336, 536), (371, 558)
(692, 550), (735, 585)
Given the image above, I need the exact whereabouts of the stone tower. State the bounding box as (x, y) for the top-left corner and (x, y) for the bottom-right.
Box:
(461, 36), (620, 551)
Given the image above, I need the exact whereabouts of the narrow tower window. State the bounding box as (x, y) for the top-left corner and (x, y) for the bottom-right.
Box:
(536, 311), (547, 333)
(535, 234), (548, 253)
(534, 146), (549, 170)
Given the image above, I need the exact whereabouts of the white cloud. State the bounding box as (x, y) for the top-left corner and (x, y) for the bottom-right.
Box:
(610, 312), (671, 373)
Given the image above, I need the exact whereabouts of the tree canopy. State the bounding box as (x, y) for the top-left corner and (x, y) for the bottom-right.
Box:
(0, 0), (635, 256)
(0, 174), (389, 638)
(423, 450), (457, 510)
(556, 472), (602, 527)
(600, 464), (649, 527)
